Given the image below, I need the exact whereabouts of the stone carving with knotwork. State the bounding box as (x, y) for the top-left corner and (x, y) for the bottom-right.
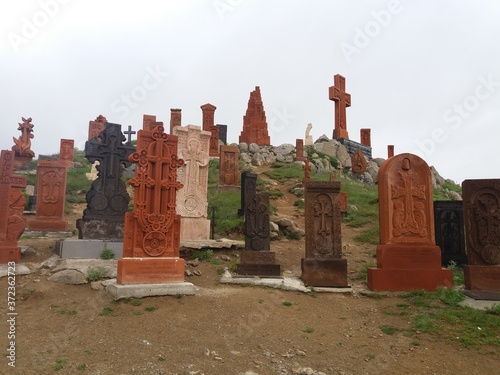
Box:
(351, 149), (367, 174)
(77, 123), (135, 240)
(462, 179), (500, 299)
(367, 153), (452, 291)
(295, 139), (305, 162)
(301, 181), (347, 287)
(0, 150), (27, 263)
(118, 125), (185, 284)
(219, 145), (239, 189)
(329, 74), (351, 140)
(238, 171), (257, 217)
(12, 117), (35, 165)
(88, 115), (107, 141)
(434, 201), (466, 267)
(59, 139), (74, 168)
(28, 160), (69, 231)
(174, 125), (211, 240)
(360, 128), (371, 147)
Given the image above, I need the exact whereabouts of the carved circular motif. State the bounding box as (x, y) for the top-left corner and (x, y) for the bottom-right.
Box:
(110, 195), (128, 212)
(143, 231), (167, 257)
(90, 194), (108, 210)
(481, 244), (500, 265)
(184, 195), (198, 212)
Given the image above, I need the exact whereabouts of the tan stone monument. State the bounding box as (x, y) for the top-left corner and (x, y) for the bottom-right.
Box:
(305, 123), (313, 146)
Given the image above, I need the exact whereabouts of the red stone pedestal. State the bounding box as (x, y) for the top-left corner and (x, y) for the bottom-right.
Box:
(0, 246), (21, 263)
(237, 251), (281, 277)
(464, 265), (500, 299)
(117, 258), (185, 284)
(28, 219), (68, 231)
(301, 258), (348, 287)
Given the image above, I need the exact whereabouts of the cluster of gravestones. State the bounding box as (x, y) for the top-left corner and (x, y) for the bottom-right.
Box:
(2, 75), (499, 300)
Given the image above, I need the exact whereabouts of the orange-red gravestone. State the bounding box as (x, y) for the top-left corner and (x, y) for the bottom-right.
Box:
(367, 153), (452, 291)
(201, 103), (219, 157)
(12, 117), (35, 167)
(59, 139), (74, 168)
(118, 125), (185, 284)
(351, 149), (367, 174)
(301, 159), (311, 187)
(329, 74), (351, 140)
(462, 179), (500, 299)
(169, 108), (182, 134)
(387, 145), (394, 158)
(0, 150), (27, 263)
(28, 160), (69, 231)
(219, 145), (239, 188)
(143, 114), (163, 132)
(88, 115), (107, 141)
(360, 128), (371, 147)
(239, 86), (270, 145)
(295, 139), (306, 162)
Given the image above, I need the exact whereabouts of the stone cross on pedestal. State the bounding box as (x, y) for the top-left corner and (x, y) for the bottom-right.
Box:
(0, 150), (27, 263)
(124, 125), (136, 145)
(302, 159), (311, 187)
(329, 74), (351, 140)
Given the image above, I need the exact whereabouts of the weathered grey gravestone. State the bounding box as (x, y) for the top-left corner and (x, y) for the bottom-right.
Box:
(237, 194), (280, 276)
(238, 171), (257, 216)
(76, 123), (135, 240)
(462, 179), (500, 300)
(217, 124), (227, 145)
(301, 181), (348, 287)
(434, 201), (466, 267)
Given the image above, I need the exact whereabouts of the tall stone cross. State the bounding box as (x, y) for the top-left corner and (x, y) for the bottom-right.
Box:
(0, 150), (27, 241)
(329, 74), (351, 140)
(123, 125), (136, 145)
(314, 196), (333, 236)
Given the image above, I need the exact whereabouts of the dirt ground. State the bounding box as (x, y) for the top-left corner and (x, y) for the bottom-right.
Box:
(1, 171), (499, 375)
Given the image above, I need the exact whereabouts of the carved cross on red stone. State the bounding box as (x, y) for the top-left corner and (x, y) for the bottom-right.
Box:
(302, 159), (311, 187)
(329, 74), (351, 140)
(314, 195), (333, 236)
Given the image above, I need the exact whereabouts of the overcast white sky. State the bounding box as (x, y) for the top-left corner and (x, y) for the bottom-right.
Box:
(2, 0), (499, 184)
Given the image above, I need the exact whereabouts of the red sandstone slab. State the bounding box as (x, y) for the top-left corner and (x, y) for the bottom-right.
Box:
(0, 246), (20, 263)
(375, 245), (442, 270)
(117, 257), (185, 284)
(367, 268), (453, 292)
(464, 265), (500, 292)
(301, 258), (348, 287)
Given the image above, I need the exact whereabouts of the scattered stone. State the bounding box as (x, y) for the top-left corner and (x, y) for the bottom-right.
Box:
(91, 281), (104, 290)
(185, 270), (194, 277)
(220, 255), (231, 261)
(187, 259), (201, 267)
(193, 270), (202, 276)
(0, 264), (31, 278)
(48, 269), (87, 284)
(38, 254), (60, 270)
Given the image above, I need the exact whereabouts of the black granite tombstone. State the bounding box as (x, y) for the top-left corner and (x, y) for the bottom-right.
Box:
(217, 124), (227, 145)
(434, 201), (467, 267)
(238, 171), (257, 216)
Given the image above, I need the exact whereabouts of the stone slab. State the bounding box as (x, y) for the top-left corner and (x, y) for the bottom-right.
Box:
(107, 281), (196, 300)
(179, 238), (244, 249)
(28, 220), (68, 231)
(117, 257), (185, 284)
(0, 264), (31, 278)
(55, 239), (123, 259)
(240, 251), (276, 264)
(236, 263), (281, 277)
(0, 247), (21, 263)
(180, 217), (210, 241)
(463, 290), (500, 301)
(459, 296), (500, 308)
(76, 219), (125, 241)
(375, 245), (442, 270)
(301, 258), (348, 287)
(337, 138), (372, 159)
(464, 265), (500, 293)
(22, 230), (73, 238)
(367, 268), (453, 292)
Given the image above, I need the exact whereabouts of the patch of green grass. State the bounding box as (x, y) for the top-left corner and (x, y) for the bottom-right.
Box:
(443, 180), (461, 194)
(446, 261), (464, 285)
(21, 287), (35, 300)
(356, 260), (376, 281)
(282, 301), (293, 307)
(207, 189), (243, 236)
(192, 249), (214, 261)
(77, 363), (87, 371)
(99, 307), (115, 317)
(145, 306), (157, 312)
(157, 354), (166, 362)
(303, 327), (315, 333)
(100, 248), (115, 260)
(293, 199), (304, 209)
(132, 310), (143, 316)
(131, 299), (141, 306)
(53, 357), (67, 371)
(263, 162), (303, 183)
(86, 267), (107, 282)
(55, 309), (77, 315)
(380, 325), (398, 335)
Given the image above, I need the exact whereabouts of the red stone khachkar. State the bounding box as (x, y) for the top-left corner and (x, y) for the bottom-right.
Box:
(169, 108), (182, 134)
(88, 115), (107, 141)
(143, 114), (163, 132)
(360, 128), (371, 147)
(301, 159), (311, 187)
(201, 103), (219, 157)
(387, 145), (394, 158)
(462, 179), (500, 299)
(239, 86), (271, 145)
(28, 160), (69, 231)
(0, 150), (27, 263)
(295, 139), (305, 162)
(329, 74), (351, 140)
(219, 145), (239, 187)
(59, 139), (74, 168)
(12, 117), (35, 166)
(351, 149), (367, 174)
(118, 125), (186, 284)
(367, 153), (452, 291)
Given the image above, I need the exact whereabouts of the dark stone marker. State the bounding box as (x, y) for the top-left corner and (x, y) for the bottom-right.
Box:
(434, 201), (466, 267)
(217, 124), (227, 145)
(238, 171), (257, 216)
(301, 181), (348, 287)
(76, 123), (135, 240)
(123, 125), (136, 145)
(237, 194), (280, 276)
(462, 179), (500, 300)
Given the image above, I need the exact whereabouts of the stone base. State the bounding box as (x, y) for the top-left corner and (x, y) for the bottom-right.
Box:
(464, 265), (500, 295)
(180, 217), (210, 240)
(117, 257), (185, 284)
(367, 268), (453, 292)
(376, 244), (443, 269)
(28, 219), (68, 232)
(236, 263), (281, 277)
(240, 251), (276, 264)
(55, 239), (123, 259)
(464, 290), (500, 301)
(0, 246), (21, 263)
(336, 138), (372, 159)
(107, 281), (196, 300)
(301, 258), (349, 287)
(76, 219), (125, 240)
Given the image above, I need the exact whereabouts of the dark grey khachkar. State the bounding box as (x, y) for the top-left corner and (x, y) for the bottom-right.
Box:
(434, 201), (466, 267)
(237, 171), (257, 216)
(217, 124), (227, 145)
(237, 193), (281, 276)
(301, 181), (348, 287)
(76, 122), (135, 240)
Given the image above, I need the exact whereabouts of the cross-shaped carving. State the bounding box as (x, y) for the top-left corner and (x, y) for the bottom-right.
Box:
(314, 195), (333, 236)
(392, 171), (426, 236)
(329, 74), (351, 139)
(124, 125), (136, 145)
